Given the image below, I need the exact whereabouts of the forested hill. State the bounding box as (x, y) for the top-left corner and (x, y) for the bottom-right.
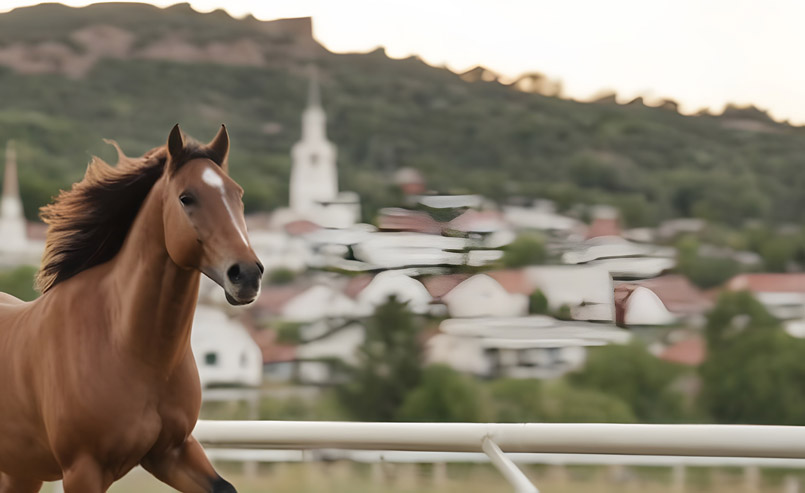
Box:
(1, 2), (804, 227)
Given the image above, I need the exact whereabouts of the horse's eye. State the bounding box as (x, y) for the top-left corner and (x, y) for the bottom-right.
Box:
(179, 194), (196, 207)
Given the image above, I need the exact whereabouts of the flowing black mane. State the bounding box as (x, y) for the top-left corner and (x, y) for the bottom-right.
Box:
(36, 139), (215, 292)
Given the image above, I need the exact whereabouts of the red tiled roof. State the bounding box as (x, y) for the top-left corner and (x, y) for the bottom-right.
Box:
(421, 273), (471, 299)
(447, 210), (506, 233)
(659, 337), (707, 366)
(636, 275), (712, 315)
(486, 269), (534, 295)
(284, 219), (322, 236)
(343, 274), (374, 299)
(726, 273), (805, 294)
(586, 217), (621, 239)
(249, 329), (297, 364)
(252, 285), (309, 314)
(377, 208), (442, 234)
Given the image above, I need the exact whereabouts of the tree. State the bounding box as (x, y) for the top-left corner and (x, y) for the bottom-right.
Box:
(502, 233), (547, 268)
(336, 296), (422, 421)
(700, 329), (805, 425)
(488, 378), (636, 423)
(528, 289), (549, 314)
(267, 267), (295, 285)
(398, 365), (486, 422)
(569, 342), (686, 423)
(705, 290), (778, 348)
(675, 236), (741, 289)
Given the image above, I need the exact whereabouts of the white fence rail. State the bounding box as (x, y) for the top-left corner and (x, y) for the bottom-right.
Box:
(191, 420), (805, 493)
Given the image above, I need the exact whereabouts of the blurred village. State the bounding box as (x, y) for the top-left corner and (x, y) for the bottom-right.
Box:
(1, 68), (804, 428)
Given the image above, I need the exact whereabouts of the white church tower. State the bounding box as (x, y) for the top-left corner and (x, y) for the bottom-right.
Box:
(0, 141), (28, 253)
(288, 68), (359, 229)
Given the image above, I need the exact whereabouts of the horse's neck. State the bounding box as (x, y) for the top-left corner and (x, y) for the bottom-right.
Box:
(107, 179), (200, 373)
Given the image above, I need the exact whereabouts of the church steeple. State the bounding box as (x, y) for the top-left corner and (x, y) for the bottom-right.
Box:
(0, 140), (28, 252)
(2, 141), (22, 220)
(307, 65), (321, 109)
(300, 66), (327, 142)
(3, 141), (19, 203)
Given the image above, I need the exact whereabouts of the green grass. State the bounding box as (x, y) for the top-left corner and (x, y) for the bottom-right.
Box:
(37, 462), (805, 493)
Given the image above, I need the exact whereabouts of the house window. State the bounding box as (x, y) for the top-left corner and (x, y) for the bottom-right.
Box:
(241, 352), (248, 368)
(310, 153), (319, 166)
(204, 352), (218, 366)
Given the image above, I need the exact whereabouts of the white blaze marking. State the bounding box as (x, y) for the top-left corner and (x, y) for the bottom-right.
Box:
(202, 167), (224, 189)
(202, 166), (249, 247)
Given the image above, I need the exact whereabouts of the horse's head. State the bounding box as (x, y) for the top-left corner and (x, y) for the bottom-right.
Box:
(161, 125), (263, 305)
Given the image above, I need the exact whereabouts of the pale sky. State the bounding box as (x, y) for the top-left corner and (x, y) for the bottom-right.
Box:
(2, 0), (804, 123)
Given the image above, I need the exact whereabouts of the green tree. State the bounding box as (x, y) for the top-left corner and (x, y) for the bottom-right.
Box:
(267, 267), (295, 285)
(528, 289), (549, 314)
(398, 365), (486, 422)
(488, 379), (636, 423)
(569, 342), (686, 423)
(705, 290), (778, 348)
(700, 329), (805, 425)
(675, 236), (741, 289)
(502, 233), (547, 268)
(336, 296), (422, 421)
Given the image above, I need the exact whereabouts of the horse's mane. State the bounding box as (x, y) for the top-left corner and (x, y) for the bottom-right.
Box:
(36, 139), (213, 293)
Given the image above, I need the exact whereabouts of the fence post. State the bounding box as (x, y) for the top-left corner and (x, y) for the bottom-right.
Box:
(672, 464), (686, 493)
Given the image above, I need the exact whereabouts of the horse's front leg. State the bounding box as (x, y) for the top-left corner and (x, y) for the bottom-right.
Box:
(0, 472), (42, 493)
(61, 456), (112, 493)
(141, 436), (235, 493)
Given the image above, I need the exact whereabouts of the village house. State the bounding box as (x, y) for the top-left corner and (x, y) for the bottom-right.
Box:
(428, 316), (631, 379)
(439, 273), (529, 318)
(725, 273), (805, 320)
(191, 305), (263, 388)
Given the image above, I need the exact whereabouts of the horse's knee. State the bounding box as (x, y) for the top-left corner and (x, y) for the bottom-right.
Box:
(211, 476), (236, 493)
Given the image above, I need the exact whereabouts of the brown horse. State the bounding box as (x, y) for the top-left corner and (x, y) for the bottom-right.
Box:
(0, 125), (262, 492)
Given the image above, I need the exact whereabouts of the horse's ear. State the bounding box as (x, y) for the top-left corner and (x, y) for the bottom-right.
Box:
(207, 124), (229, 172)
(167, 124), (184, 172)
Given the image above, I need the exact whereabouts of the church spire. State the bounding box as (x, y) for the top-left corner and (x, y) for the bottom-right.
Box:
(307, 65), (321, 109)
(3, 140), (19, 201)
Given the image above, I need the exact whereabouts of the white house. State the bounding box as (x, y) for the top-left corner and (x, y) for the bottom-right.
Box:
(191, 305), (263, 388)
(428, 316), (631, 379)
(295, 321), (365, 384)
(353, 270), (432, 315)
(524, 265), (615, 321)
(352, 232), (470, 269)
(442, 274), (528, 318)
(561, 236), (676, 279)
(614, 285), (676, 326)
(248, 230), (311, 273)
(726, 273), (805, 320)
(275, 284), (357, 322)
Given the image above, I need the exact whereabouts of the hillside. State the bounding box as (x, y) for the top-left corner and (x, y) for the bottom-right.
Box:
(1, 2), (805, 228)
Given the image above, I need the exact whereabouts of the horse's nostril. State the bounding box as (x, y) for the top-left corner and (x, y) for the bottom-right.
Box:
(256, 261), (265, 275)
(227, 264), (241, 283)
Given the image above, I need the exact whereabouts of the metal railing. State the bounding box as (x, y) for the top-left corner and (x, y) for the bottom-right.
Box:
(191, 420), (805, 492)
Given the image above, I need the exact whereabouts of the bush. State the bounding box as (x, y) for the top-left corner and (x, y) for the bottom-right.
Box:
(502, 233), (547, 268)
(398, 365), (487, 422)
(488, 378), (636, 423)
(569, 342), (687, 423)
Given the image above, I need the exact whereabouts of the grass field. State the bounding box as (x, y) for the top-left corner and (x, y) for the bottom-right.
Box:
(37, 461), (805, 492)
